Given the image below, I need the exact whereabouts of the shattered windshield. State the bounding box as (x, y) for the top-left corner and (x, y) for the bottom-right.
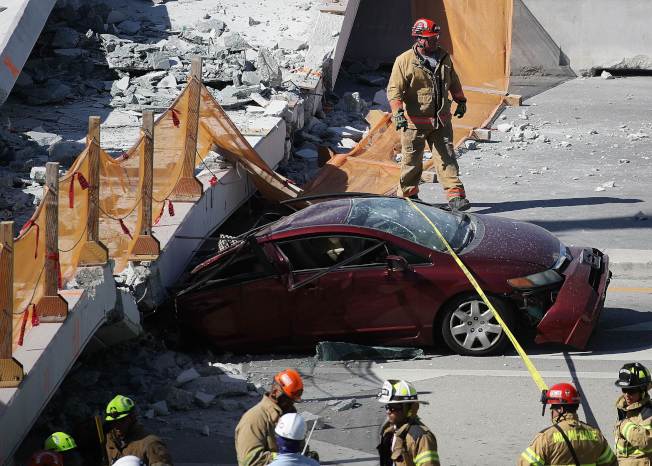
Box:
(346, 198), (468, 252)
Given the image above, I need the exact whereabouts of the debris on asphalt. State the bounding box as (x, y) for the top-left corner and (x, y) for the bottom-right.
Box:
(315, 341), (425, 361)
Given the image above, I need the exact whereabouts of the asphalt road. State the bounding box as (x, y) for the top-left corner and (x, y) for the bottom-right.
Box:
(253, 280), (652, 466)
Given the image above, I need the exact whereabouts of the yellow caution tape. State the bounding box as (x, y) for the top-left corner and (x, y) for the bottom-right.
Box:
(407, 199), (548, 392)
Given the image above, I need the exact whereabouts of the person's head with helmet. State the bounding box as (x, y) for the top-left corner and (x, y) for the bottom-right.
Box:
(274, 413), (308, 455)
(270, 369), (304, 413)
(105, 395), (137, 440)
(378, 380), (427, 427)
(28, 432), (82, 466)
(540, 382), (581, 422)
(112, 456), (143, 466)
(411, 18), (440, 55)
(615, 362), (651, 406)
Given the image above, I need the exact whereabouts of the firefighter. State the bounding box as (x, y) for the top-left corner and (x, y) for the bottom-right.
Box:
(518, 382), (616, 466)
(27, 432), (83, 466)
(104, 395), (173, 466)
(387, 18), (469, 210)
(614, 362), (652, 464)
(377, 379), (439, 466)
(268, 413), (319, 466)
(235, 369), (305, 466)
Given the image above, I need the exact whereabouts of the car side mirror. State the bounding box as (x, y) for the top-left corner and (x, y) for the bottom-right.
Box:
(386, 255), (411, 273)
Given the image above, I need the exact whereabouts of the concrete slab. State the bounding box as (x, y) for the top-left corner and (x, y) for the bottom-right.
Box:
(0, 264), (117, 464)
(0, 0), (58, 105)
(140, 116), (286, 308)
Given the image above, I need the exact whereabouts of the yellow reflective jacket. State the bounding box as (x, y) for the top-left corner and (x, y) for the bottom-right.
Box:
(615, 393), (652, 465)
(387, 45), (465, 129)
(106, 423), (173, 466)
(235, 394), (292, 466)
(518, 413), (616, 466)
(378, 418), (440, 466)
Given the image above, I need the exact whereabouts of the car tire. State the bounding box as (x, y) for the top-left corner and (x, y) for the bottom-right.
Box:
(440, 294), (514, 356)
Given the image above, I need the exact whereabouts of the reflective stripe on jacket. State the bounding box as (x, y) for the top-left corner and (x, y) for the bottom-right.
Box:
(387, 46), (464, 130)
(378, 418), (440, 466)
(235, 394), (290, 466)
(518, 413), (616, 466)
(614, 393), (652, 464)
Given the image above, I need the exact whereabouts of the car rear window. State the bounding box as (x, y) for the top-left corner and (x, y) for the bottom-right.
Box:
(346, 198), (463, 252)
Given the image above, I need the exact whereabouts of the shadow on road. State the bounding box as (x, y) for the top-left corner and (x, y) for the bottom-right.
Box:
(472, 197), (644, 215)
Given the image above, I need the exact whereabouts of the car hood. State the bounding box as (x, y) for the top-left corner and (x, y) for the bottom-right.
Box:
(465, 214), (561, 269)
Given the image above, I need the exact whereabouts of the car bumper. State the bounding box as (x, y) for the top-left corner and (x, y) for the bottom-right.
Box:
(534, 247), (610, 349)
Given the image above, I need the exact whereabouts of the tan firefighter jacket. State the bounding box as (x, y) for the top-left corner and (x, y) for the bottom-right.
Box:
(378, 418), (439, 466)
(235, 394), (295, 466)
(106, 423), (173, 466)
(615, 393), (652, 464)
(518, 412), (616, 466)
(387, 45), (465, 130)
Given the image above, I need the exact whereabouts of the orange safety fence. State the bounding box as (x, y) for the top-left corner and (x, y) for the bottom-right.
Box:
(6, 76), (301, 350)
(305, 0), (513, 196)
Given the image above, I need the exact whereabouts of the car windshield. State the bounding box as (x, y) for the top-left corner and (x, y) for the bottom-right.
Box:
(346, 197), (469, 252)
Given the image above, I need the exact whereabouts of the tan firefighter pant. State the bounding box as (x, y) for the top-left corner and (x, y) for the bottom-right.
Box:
(398, 121), (465, 199)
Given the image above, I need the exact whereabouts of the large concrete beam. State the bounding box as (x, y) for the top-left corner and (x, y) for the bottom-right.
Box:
(518, 0), (652, 74)
(0, 264), (117, 465)
(0, 0), (58, 105)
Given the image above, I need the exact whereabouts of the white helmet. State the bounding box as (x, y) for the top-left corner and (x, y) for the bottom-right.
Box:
(112, 456), (143, 466)
(378, 379), (426, 404)
(275, 413), (307, 440)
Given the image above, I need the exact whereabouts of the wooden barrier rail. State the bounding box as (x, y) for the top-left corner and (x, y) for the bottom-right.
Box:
(0, 221), (24, 388)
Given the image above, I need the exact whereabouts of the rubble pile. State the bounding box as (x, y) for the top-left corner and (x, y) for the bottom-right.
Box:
(36, 338), (263, 437)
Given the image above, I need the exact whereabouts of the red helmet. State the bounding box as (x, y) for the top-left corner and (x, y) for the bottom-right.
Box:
(411, 18), (441, 38)
(27, 451), (64, 466)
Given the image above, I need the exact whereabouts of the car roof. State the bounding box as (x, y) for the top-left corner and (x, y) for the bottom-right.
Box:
(262, 198), (354, 235)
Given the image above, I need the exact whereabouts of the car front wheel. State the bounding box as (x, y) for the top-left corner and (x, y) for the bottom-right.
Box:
(440, 295), (513, 356)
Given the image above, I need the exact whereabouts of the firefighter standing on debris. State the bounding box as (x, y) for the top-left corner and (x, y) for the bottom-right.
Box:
(27, 432), (83, 466)
(104, 395), (173, 466)
(518, 382), (616, 466)
(377, 379), (440, 466)
(387, 18), (470, 210)
(235, 369), (314, 466)
(614, 362), (652, 464)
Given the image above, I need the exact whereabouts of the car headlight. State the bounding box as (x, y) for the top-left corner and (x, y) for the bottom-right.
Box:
(507, 269), (564, 290)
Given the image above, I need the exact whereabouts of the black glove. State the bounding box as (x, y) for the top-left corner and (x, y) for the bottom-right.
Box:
(393, 109), (408, 131)
(454, 100), (467, 118)
(304, 446), (319, 462)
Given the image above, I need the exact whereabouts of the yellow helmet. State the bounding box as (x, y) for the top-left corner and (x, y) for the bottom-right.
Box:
(44, 432), (77, 452)
(105, 395), (135, 421)
(377, 379), (426, 404)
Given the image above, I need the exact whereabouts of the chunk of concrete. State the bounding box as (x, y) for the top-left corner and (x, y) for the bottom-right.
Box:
(118, 20), (142, 35)
(52, 27), (80, 48)
(26, 131), (62, 148)
(107, 10), (128, 24)
(48, 140), (85, 165)
(277, 38), (307, 51)
(29, 166), (47, 183)
(151, 400), (170, 416)
(194, 391), (216, 408)
(176, 367), (201, 386)
(264, 100), (289, 117)
(165, 387), (195, 411)
(156, 74), (178, 88)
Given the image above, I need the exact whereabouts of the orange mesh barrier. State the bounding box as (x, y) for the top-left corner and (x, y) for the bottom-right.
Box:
(306, 0), (513, 195)
(6, 77), (301, 349)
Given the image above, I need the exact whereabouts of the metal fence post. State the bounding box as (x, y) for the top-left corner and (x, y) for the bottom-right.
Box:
(130, 110), (160, 261)
(79, 116), (109, 266)
(170, 56), (203, 201)
(0, 221), (24, 387)
(37, 162), (68, 322)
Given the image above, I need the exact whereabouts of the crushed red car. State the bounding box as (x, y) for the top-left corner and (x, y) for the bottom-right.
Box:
(175, 196), (610, 356)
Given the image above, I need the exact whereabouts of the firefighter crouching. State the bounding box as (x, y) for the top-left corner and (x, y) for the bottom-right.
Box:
(377, 379), (440, 466)
(518, 382), (616, 466)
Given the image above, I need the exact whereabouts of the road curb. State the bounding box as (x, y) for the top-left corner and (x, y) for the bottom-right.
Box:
(604, 249), (652, 280)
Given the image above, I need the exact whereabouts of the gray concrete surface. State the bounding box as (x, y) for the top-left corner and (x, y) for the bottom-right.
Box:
(518, 0), (652, 74)
(0, 0), (57, 105)
(423, 76), (652, 257)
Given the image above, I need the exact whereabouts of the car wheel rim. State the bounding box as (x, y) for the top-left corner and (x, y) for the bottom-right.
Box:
(449, 300), (503, 351)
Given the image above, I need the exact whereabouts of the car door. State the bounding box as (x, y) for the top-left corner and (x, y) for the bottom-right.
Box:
(181, 241), (290, 348)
